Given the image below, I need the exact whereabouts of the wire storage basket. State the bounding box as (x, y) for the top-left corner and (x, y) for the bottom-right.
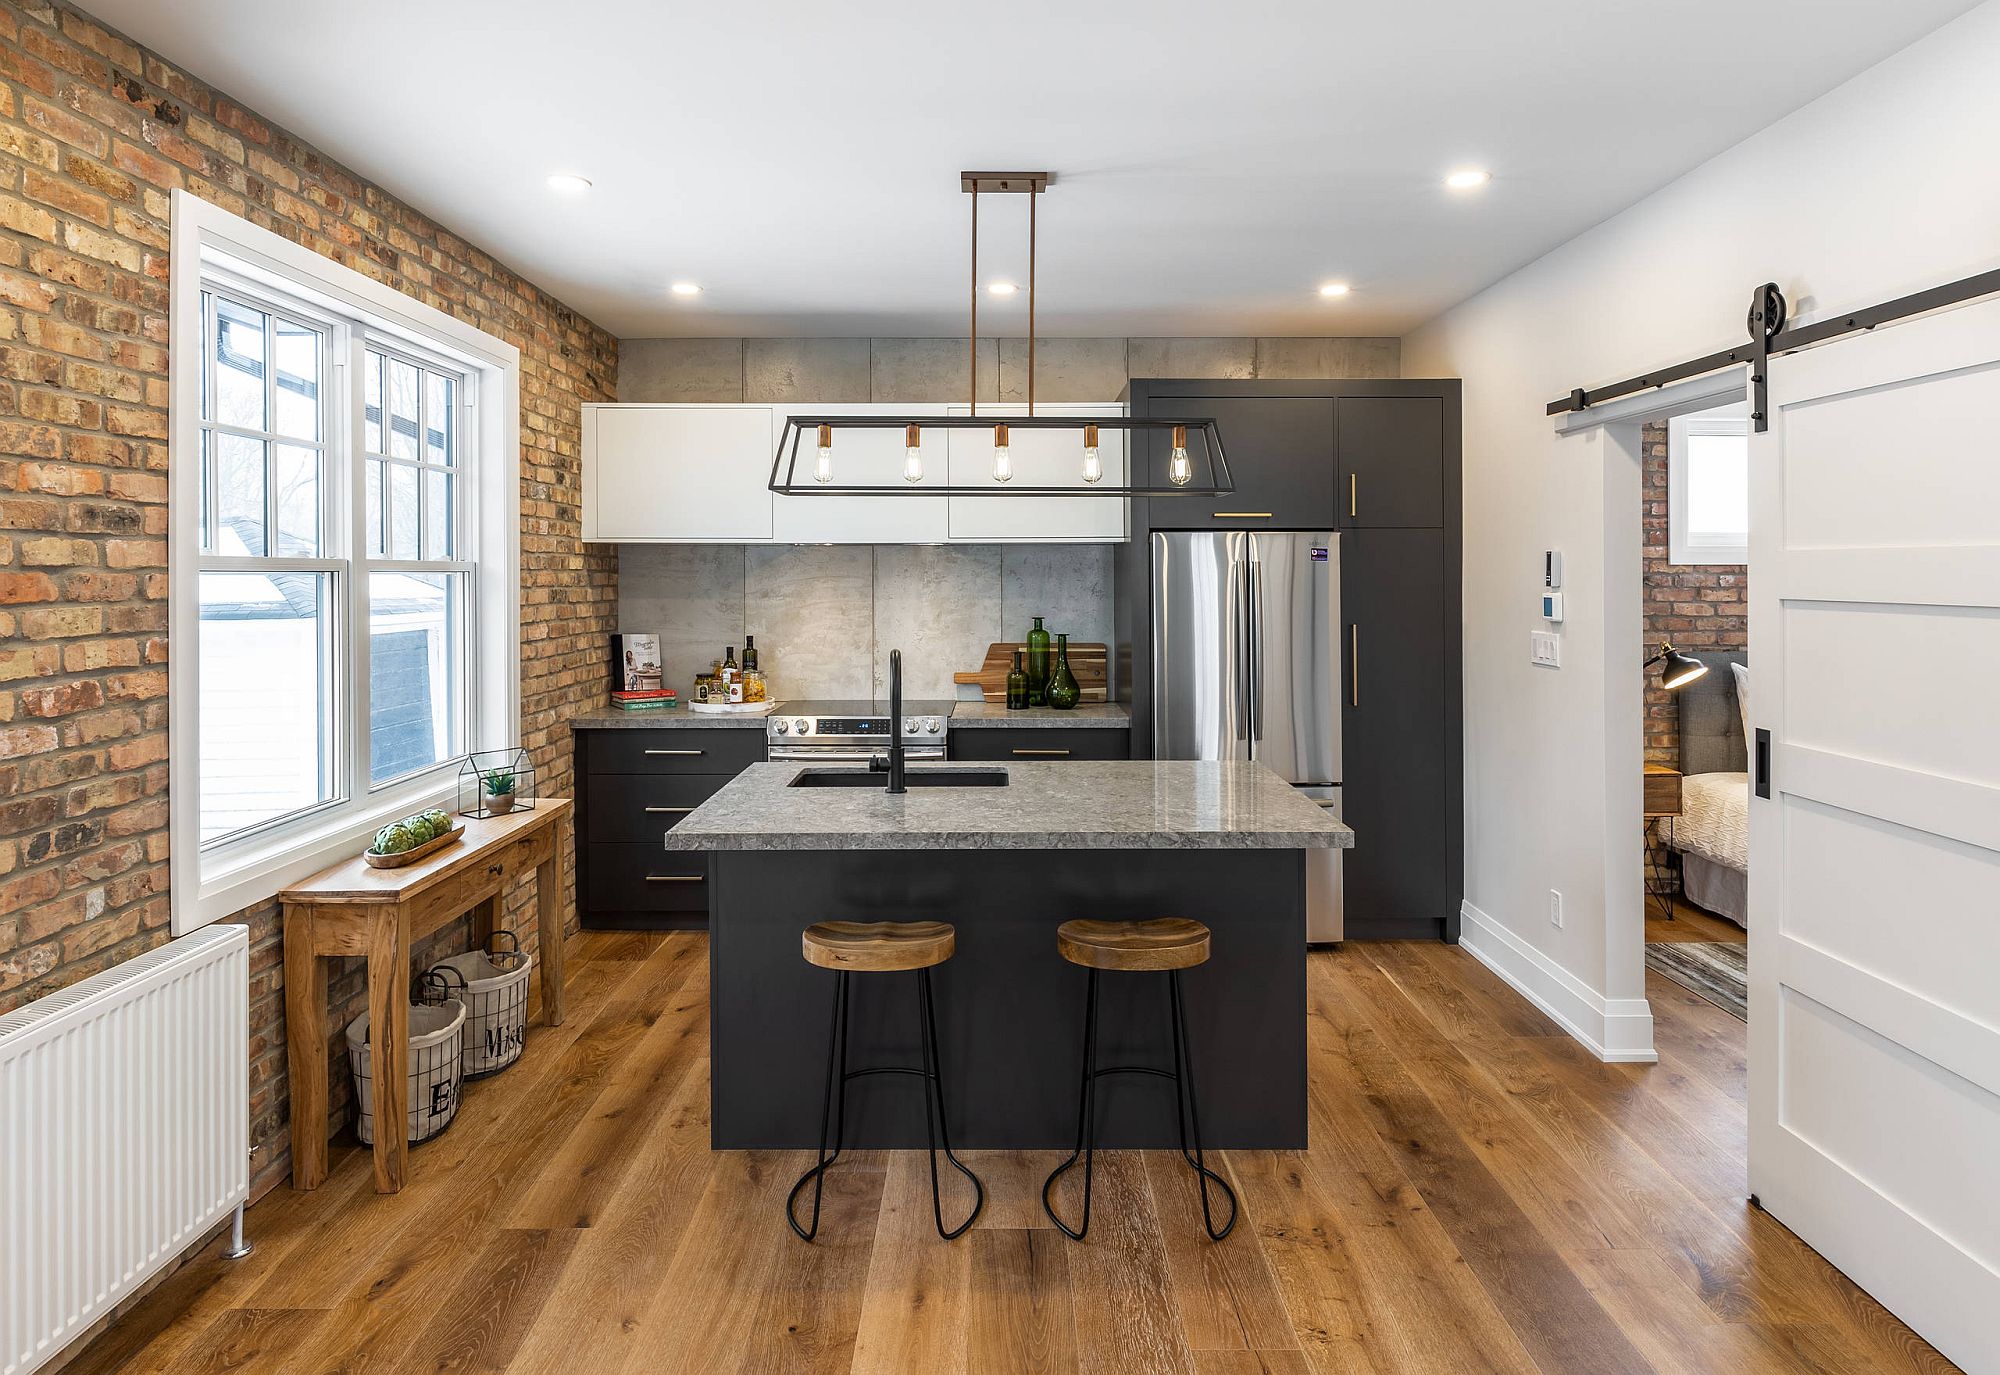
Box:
(428, 932), (532, 1077)
(345, 971), (466, 1146)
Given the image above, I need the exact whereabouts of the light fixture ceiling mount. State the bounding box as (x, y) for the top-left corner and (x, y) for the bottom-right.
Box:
(770, 172), (1230, 498)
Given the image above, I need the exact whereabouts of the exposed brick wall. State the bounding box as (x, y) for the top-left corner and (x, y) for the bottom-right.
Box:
(1641, 420), (1746, 766)
(0, 0), (617, 1195)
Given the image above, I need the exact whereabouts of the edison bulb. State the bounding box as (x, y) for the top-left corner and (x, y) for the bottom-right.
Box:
(813, 442), (834, 484)
(992, 443), (1013, 483)
(904, 444), (924, 484)
(1081, 444), (1102, 484)
(1168, 444), (1193, 487)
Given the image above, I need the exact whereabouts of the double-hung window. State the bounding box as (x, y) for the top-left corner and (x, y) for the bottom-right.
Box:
(172, 192), (519, 932)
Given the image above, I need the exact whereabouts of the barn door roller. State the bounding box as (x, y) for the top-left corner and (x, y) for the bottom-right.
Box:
(1548, 263), (2000, 431)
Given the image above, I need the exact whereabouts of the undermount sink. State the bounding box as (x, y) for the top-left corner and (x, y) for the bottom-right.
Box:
(788, 768), (1009, 789)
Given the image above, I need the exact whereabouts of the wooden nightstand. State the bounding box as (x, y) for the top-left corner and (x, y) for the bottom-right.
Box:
(1643, 764), (1683, 918)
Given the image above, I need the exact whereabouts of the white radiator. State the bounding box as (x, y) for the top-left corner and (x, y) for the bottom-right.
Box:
(0, 924), (249, 1375)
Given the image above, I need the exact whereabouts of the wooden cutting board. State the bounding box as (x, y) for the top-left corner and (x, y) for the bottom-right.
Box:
(954, 641), (1109, 704)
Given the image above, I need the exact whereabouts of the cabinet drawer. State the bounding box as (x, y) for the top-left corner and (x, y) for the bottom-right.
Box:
(582, 728), (766, 775)
(585, 843), (709, 911)
(586, 773), (728, 841)
(951, 728), (1130, 762)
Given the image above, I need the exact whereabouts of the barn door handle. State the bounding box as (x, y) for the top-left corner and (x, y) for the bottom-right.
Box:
(1754, 728), (1771, 799)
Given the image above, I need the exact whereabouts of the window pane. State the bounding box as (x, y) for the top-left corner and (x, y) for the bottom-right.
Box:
(1686, 434), (1749, 542)
(214, 432), (267, 556)
(212, 297), (267, 430)
(369, 571), (462, 784)
(388, 357), (420, 459)
(424, 468), (452, 558)
(273, 317), (320, 441)
(364, 350), (384, 453)
(198, 428), (210, 551)
(365, 458), (384, 557)
(273, 443), (319, 556)
(425, 371), (453, 465)
(199, 571), (333, 844)
(388, 463), (419, 559)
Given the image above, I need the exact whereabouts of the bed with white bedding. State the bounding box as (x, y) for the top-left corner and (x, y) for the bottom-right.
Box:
(1669, 652), (1749, 928)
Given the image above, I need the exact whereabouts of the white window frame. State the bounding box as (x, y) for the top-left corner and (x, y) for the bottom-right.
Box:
(170, 190), (520, 934)
(1667, 411), (1750, 564)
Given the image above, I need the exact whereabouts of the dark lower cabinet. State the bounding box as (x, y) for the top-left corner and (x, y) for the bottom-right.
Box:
(1341, 529), (1456, 938)
(574, 726), (763, 929)
(950, 727), (1130, 762)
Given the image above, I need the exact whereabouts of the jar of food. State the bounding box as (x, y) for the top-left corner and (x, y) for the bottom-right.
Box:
(743, 668), (767, 703)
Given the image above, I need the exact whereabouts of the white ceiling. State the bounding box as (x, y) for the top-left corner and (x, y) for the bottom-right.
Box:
(92, 0), (1975, 339)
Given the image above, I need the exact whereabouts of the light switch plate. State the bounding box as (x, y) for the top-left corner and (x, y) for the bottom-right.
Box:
(1531, 631), (1562, 667)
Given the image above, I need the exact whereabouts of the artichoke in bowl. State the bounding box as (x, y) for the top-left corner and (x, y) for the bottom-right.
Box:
(373, 821), (418, 855)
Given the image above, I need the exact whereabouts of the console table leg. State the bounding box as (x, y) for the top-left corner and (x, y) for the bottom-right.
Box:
(283, 907), (328, 1191)
(368, 914), (411, 1193)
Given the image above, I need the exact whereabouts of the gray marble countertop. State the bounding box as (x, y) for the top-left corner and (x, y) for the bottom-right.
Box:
(663, 760), (1354, 851)
(948, 703), (1130, 729)
(570, 708), (775, 730)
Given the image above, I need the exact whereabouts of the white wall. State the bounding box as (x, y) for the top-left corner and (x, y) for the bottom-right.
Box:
(1404, 0), (2000, 1054)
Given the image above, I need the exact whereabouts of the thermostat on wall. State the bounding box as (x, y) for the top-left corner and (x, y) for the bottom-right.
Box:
(1540, 591), (1565, 622)
(1544, 549), (1563, 588)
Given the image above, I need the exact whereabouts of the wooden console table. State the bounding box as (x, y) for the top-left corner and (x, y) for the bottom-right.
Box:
(282, 799), (571, 1193)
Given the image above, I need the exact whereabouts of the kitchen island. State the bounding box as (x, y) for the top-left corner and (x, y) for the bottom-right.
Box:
(666, 759), (1352, 1150)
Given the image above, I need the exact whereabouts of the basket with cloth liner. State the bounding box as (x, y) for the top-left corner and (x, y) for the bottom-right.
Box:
(426, 931), (532, 1077)
(345, 968), (465, 1146)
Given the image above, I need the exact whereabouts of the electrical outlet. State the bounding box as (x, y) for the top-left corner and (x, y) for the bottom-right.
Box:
(1549, 890), (1563, 928)
(1531, 631), (1562, 667)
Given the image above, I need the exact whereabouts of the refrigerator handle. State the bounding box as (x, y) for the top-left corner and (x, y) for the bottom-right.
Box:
(1248, 559), (1263, 742)
(1231, 559), (1249, 740)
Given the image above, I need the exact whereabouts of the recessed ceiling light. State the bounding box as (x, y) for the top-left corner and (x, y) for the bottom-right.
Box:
(546, 173), (592, 193)
(1444, 168), (1491, 190)
(669, 282), (702, 297)
(1318, 282), (1351, 298)
(987, 281), (1017, 296)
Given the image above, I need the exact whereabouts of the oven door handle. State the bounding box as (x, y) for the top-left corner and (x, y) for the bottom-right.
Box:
(767, 748), (944, 764)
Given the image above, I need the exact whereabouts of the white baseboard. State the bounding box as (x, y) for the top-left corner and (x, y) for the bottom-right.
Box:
(1457, 899), (1657, 1062)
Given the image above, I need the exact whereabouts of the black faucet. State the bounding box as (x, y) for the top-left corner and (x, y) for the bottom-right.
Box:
(870, 648), (907, 794)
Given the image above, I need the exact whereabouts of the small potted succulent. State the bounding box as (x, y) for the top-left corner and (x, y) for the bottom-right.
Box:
(481, 766), (518, 815)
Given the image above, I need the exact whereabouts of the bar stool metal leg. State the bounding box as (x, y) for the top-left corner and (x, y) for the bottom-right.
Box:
(786, 970), (851, 1242)
(1041, 967), (1101, 1240)
(917, 968), (985, 1240)
(1168, 970), (1238, 1241)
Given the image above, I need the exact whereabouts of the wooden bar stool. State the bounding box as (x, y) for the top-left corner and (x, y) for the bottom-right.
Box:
(786, 920), (985, 1242)
(1042, 917), (1239, 1241)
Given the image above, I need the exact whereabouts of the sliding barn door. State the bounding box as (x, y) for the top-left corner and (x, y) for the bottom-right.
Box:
(1748, 294), (2000, 1372)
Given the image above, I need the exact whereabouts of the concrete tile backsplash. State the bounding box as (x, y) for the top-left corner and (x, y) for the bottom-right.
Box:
(619, 543), (1115, 701)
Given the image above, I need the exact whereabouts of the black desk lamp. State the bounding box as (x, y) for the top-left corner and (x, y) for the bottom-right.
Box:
(1645, 642), (1709, 691)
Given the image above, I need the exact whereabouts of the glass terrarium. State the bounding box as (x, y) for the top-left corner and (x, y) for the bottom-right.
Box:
(457, 747), (536, 820)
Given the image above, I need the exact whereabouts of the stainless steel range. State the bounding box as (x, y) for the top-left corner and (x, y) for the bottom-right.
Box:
(765, 698), (951, 764)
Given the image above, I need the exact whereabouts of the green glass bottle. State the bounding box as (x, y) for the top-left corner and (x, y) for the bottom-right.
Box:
(1025, 616), (1050, 707)
(1005, 649), (1029, 710)
(1046, 633), (1080, 709)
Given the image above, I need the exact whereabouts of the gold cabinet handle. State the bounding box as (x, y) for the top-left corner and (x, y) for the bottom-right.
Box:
(1349, 625), (1359, 707)
(645, 874), (703, 883)
(643, 806), (694, 814)
(1349, 473), (1357, 518)
(1012, 748), (1071, 757)
(644, 748), (704, 756)
(1211, 512), (1273, 519)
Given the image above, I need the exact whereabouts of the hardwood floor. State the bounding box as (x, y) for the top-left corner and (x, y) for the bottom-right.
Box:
(67, 930), (1956, 1374)
(1646, 892), (1747, 945)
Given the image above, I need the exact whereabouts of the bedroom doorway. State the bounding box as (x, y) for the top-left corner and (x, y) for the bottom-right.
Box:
(1640, 400), (1750, 1024)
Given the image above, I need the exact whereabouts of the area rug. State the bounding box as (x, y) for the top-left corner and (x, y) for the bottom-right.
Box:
(1644, 941), (1747, 1021)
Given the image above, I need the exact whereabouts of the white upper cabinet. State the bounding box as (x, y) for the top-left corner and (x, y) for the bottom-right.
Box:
(582, 405), (774, 542)
(581, 402), (1127, 544)
(770, 403), (950, 544)
(945, 404), (1129, 542)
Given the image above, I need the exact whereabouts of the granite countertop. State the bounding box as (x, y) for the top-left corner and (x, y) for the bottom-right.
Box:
(570, 708), (775, 730)
(948, 703), (1130, 729)
(663, 759), (1354, 851)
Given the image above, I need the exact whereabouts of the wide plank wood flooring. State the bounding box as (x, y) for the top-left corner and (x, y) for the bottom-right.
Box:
(66, 930), (1955, 1374)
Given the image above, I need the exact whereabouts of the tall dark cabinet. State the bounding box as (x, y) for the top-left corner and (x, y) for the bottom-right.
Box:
(1117, 378), (1463, 941)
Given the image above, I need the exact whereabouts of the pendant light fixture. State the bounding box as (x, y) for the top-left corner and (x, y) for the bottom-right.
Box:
(769, 173), (1232, 497)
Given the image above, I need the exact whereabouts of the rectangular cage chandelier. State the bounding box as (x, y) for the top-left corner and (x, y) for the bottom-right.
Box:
(769, 172), (1233, 498)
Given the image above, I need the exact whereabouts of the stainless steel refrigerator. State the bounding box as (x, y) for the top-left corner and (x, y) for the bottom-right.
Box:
(1152, 530), (1343, 941)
